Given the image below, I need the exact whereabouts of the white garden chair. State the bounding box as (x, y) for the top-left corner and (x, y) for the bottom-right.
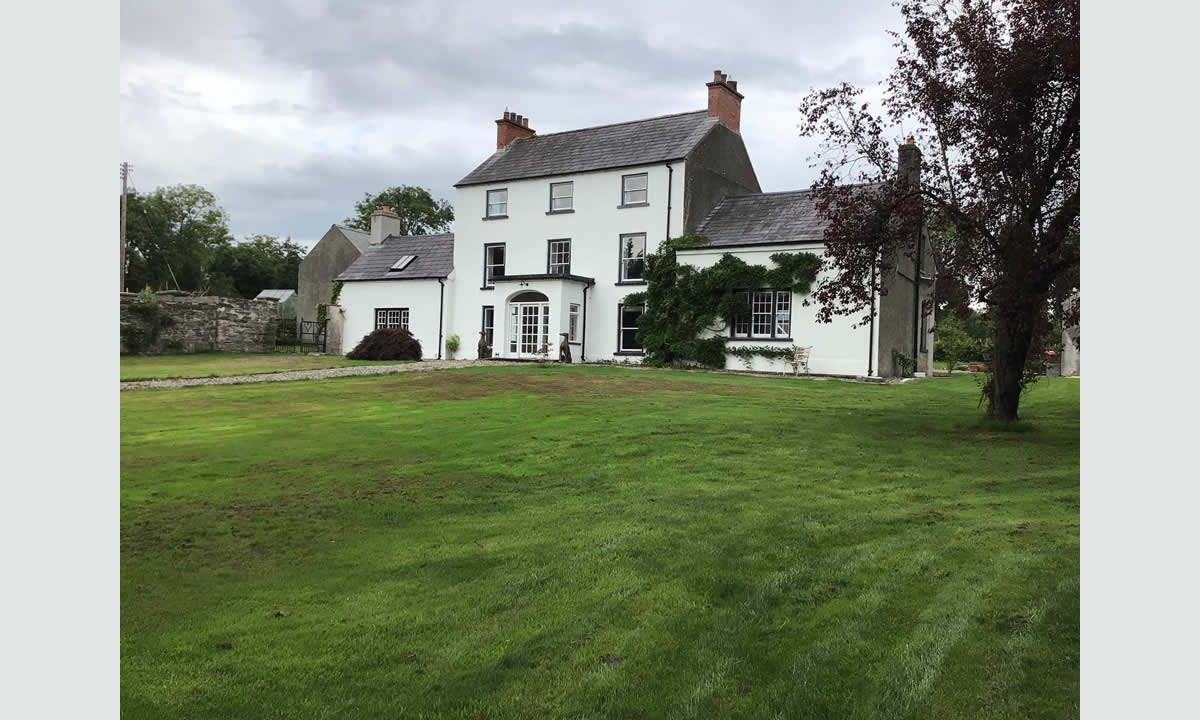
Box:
(788, 346), (812, 376)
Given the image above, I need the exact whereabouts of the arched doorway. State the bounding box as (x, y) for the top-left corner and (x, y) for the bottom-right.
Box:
(507, 291), (550, 357)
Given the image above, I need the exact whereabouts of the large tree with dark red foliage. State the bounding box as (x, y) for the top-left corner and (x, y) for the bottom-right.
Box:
(798, 0), (1079, 421)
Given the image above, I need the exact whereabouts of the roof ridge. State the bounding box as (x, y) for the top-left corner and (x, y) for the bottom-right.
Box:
(382, 232), (454, 241)
(726, 189), (815, 198)
(335, 223), (368, 233)
(522, 109), (709, 141)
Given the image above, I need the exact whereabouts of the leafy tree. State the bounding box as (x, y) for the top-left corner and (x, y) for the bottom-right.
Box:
(208, 235), (306, 299)
(124, 185), (233, 292)
(797, 0), (1079, 421)
(344, 185), (454, 235)
(933, 312), (974, 368)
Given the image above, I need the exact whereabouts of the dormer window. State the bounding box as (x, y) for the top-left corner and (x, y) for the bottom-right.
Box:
(549, 182), (573, 212)
(621, 173), (648, 206)
(389, 255), (416, 272)
(486, 189), (508, 218)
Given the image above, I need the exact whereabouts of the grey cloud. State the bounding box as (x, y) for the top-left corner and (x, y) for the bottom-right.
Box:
(121, 0), (903, 250)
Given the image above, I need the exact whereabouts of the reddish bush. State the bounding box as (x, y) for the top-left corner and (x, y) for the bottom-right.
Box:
(347, 328), (423, 361)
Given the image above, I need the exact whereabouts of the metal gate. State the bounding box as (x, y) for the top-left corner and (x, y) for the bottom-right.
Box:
(276, 319), (326, 353)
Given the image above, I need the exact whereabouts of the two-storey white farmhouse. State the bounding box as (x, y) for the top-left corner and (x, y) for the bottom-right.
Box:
(336, 71), (935, 377)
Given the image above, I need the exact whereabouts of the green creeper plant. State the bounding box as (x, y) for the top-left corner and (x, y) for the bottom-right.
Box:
(623, 233), (821, 368)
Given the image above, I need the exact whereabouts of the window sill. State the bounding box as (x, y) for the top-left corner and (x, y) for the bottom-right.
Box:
(614, 350), (645, 356)
(480, 286), (496, 291)
(546, 209), (575, 215)
(729, 337), (794, 342)
(482, 215), (509, 221)
(616, 202), (650, 210)
(615, 280), (647, 286)
(568, 341), (582, 346)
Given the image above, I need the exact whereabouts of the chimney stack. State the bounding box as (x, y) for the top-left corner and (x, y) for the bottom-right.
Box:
(370, 206), (402, 246)
(706, 70), (744, 133)
(496, 110), (536, 149)
(898, 136), (921, 190)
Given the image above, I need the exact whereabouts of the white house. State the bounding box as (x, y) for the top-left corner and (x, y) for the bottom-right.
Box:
(336, 70), (934, 376)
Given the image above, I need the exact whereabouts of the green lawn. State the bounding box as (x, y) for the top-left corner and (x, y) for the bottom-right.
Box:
(120, 352), (397, 381)
(121, 367), (1079, 719)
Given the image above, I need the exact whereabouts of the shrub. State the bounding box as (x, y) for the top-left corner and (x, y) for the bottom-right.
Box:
(445, 334), (460, 358)
(892, 350), (915, 378)
(121, 287), (177, 354)
(347, 327), (423, 361)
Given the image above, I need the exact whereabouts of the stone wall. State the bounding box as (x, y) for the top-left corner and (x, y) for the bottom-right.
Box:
(120, 292), (279, 355)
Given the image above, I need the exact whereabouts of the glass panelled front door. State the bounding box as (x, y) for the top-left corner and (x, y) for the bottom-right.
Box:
(509, 302), (550, 357)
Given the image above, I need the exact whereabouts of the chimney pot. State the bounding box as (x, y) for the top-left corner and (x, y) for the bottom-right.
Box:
(496, 109), (536, 149)
(706, 70), (743, 133)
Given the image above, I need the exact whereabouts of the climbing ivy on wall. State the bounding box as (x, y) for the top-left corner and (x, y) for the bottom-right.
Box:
(622, 233), (822, 368)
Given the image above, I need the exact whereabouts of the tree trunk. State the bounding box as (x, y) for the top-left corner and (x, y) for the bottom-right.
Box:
(988, 304), (1037, 422)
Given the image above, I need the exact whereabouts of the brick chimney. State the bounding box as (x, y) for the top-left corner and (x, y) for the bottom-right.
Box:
(370, 206), (402, 246)
(898, 136), (921, 189)
(706, 70), (744, 133)
(496, 111), (535, 149)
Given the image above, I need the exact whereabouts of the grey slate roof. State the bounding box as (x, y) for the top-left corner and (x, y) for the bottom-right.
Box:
(336, 233), (454, 281)
(695, 186), (880, 248)
(335, 224), (371, 252)
(456, 110), (718, 187)
(254, 289), (296, 301)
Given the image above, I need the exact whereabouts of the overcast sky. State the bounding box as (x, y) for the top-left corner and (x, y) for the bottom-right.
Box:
(120, 0), (902, 249)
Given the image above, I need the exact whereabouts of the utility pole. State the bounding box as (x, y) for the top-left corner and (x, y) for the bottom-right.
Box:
(120, 162), (131, 293)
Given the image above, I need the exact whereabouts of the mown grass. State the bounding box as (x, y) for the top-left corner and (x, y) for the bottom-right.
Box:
(120, 367), (1079, 719)
(120, 352), (399, 380)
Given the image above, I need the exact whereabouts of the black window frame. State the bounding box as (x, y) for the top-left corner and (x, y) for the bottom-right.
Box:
(548, 181), (574, 213)
(920, 310), (929, 353)
(546, 238), (571, 275)
(619, 172), (649, 207)
(484, 188), (508, 219)
(483, 243), (506, 288)
(617, 233), (647, 284)
(729, 289), (793, 341)
(481, 305), (494, 348)
(616, 303), (645, 354)
(375, 307), (409, 330)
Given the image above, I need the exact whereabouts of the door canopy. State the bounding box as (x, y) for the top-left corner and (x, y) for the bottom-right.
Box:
(510, 291), (549, 303)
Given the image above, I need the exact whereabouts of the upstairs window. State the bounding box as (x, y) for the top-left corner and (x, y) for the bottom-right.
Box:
(549, 182), (573, 212)
(548, 239), (571, 275)
(619, 233), (646, 282)
(484, 243), (505, 287)
(621, 173), (648, 206)
(731, 290), (792, 339)
(375, 308), (409, 330)
(486, 188), (508, 218)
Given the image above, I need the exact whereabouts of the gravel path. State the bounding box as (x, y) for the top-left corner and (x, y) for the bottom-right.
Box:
(120, 359), (526, 391)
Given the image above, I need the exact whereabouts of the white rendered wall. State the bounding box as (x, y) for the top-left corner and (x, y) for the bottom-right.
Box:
(449, 162), (686, 361)
(677, 244), (876, 376)
(339, 279), (446, 359)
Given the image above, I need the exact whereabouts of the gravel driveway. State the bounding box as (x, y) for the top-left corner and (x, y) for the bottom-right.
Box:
(120, 359), (526, 391)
